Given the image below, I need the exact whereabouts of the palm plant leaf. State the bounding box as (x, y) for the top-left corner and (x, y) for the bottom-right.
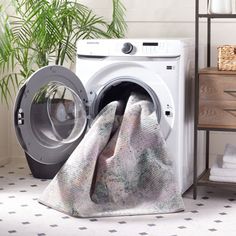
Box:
(0, 73), (22, 105)
(74, 10), (109, 40)
(0, 8), (21, 105)
(107, 0), (127, 38)
(11, 18), (33, 48)
(0, 12), (15, 73)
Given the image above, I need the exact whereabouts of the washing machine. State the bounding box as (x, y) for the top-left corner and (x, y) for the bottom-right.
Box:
(14, 39), (194, 193)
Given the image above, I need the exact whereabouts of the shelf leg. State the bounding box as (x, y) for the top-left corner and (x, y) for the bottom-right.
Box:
(193, 128), (198, 200)
(206, 130), (210, 169)
(207, 18), (211, 67)
(193, 185), (197, 200)
(193, 123), (198, 200)
(193, 0), (199, 200)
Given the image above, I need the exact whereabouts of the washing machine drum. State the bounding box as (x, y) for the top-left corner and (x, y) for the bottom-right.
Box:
(14, 65), (88, 165)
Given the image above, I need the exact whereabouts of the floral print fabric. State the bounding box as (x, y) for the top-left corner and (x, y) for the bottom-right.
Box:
(39, 93), (184, 217)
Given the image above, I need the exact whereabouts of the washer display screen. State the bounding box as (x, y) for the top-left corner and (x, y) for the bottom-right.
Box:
(30, 82), (87, 147)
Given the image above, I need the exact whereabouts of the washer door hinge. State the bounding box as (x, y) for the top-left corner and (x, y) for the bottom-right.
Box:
(16, 108), (24, 125)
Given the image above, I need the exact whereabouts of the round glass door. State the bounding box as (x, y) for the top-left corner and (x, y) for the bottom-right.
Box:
(30, 82), (87, 147)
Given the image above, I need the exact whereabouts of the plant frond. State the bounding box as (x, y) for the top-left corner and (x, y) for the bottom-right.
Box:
(74, 10), (109, 40)
(107, 0), (127, 38)
(0, 8), (16, 74)
(0, 72), (22, 105)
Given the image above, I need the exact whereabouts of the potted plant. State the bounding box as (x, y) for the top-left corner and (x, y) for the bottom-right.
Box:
(0, 0), (127, 105)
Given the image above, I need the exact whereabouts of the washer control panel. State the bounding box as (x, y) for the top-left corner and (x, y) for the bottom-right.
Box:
(140, 41), (167, 55)
(77, 39), (185, 57)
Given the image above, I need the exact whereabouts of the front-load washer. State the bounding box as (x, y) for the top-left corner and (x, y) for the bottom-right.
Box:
(14, 39), (194, 193)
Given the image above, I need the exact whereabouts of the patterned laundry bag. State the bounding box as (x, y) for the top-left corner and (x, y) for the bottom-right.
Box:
(39, 92), (184, 217)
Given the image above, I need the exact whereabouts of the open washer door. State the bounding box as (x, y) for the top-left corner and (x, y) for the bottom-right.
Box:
(14, 66), (88, 178)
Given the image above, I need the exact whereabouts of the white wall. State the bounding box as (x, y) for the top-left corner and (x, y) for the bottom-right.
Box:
(1, 0), (236, 163)
(0, 103), (9, 165)
(0, 103), (24, 164)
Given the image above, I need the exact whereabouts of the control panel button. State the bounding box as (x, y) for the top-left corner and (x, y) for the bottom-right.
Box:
(165, 110), (173, 117)
(165, 111), (170, 116)
(122, 42), (133, 54)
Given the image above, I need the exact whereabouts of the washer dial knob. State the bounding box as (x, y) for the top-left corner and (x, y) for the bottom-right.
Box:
(122, 42), (133, 54)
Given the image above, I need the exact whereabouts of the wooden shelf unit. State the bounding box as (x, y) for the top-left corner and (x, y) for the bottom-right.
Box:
(194, 1), (236, 199)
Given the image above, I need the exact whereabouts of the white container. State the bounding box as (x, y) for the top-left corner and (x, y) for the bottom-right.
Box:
(208, 0), (232, 14)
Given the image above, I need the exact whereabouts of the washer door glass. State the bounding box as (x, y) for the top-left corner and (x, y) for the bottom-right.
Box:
(30, 82), (87, 147)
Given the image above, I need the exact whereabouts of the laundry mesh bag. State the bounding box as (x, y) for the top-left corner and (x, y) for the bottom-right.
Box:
(39, 92), (184, 217)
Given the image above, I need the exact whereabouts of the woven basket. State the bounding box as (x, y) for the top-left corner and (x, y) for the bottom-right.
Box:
(218, 45), (236, 71)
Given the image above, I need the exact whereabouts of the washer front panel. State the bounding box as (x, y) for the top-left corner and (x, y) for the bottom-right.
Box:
(14, 66), (88, 165)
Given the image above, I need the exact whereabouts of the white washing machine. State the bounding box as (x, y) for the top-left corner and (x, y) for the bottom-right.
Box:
(14, 39), (194, 193)
(76, 39), (194, 193)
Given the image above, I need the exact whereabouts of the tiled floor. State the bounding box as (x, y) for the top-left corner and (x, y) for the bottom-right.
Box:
(1, 161), (236, 236)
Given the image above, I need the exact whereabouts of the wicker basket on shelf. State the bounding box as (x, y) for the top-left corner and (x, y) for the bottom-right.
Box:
(218, 45), (236, 71)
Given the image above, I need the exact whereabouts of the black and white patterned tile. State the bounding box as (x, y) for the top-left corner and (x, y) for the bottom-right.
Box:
(1, 160), (236, 235)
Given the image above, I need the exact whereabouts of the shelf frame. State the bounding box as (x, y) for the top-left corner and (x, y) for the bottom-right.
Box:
(198, 126), (236, 132)
(198, 14), (236, 18)
(194, 0), (236, 199)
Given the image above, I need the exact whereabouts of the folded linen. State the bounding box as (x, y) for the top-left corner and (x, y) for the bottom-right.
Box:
(223, 143), (236, 164)
(209, 175), (236, 183)
(222, 162), (236, 169)
(210, 155), (236, 177)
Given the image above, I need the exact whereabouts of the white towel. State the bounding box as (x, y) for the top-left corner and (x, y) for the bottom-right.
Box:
(209, 175), (236, 183)
(210, 155), (236, 177)
(223, 143), (236, 164)
(222, 162), (236, 169)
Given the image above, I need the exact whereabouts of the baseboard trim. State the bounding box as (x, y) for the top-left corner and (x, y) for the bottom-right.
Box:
(0, 157), (10, 166)
(10, 156), (26, 164)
